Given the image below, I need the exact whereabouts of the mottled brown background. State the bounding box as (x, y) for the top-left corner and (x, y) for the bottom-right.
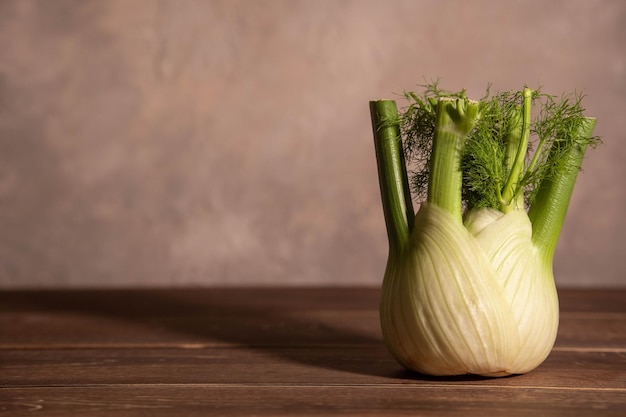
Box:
(0, 0), (624, 288)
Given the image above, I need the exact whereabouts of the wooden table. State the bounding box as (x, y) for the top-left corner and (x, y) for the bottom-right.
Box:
(0, 287), (625, 416)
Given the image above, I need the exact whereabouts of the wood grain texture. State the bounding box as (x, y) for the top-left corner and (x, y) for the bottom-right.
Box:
(1, 288), (625, 416)
(1, 348), (625, 388)
(2, 386), (626, 417)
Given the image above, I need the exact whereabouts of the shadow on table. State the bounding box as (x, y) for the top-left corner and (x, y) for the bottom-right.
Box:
(2, 287), (495, 382)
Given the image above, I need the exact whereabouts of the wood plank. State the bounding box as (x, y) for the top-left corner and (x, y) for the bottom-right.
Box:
(2, 347), (625, 389)
(557, 313), (626, 348)
(0, 288), (381, 314)
(2, 288), (624, 317)
(0, 288), (381, 348)
(1, 289), (625, 349)
(558, 289), (626, 313)
(2, 310), (624, 350)
(1, 385), (625, 417)
(0, 309), (382, 348)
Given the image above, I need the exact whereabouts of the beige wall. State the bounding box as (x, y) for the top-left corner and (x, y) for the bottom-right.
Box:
(0, 0), (624, 288)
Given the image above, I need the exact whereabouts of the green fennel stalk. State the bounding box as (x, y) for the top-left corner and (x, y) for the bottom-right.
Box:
(369, 100), (413, 253)
(499, 88), (532, 213)
(426, 98), (480, 222)
(528, 116), (597, 261)
(377, 84), (599, 258)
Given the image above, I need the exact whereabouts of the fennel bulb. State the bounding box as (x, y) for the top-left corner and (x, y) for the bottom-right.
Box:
(370, 85), (598, 376)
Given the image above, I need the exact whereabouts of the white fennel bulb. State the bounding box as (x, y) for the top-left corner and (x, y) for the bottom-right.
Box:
(381, 203), (558, 376)
(466, 207), (559, 373)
